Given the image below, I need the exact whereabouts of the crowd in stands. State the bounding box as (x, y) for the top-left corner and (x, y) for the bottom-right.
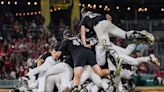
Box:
(0, 12), (71, 80)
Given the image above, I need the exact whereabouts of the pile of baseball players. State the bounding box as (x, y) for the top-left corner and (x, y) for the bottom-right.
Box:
(11, 8), (160, 92)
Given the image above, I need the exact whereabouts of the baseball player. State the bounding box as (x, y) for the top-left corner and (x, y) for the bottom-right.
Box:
(44, 55), (74, 92)
(20, 43), (59, 89)
(81, 42), (159, 92)
(27, 61), (73, 92)
(37, 60), (73, 92)
(81, 35), (158, 92)
(79, 7), (155, 68)
(96, 42), (159, 92)
(10, 44), (59, 92)
(96, 42), (159, 68)
(13, 54), (74, 92)
(66, 65), (111, 91)
(54, 36), (112, 92)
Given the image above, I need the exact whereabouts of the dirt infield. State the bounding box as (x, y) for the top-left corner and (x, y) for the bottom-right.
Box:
(135, 86), (164, 92)
(0, 89), (10, 92)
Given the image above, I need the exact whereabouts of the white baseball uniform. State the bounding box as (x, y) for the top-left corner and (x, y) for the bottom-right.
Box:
(27, 56), (59, 79)
(38, 62), (73, 92)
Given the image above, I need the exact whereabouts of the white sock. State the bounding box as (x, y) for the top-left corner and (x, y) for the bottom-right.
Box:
(86, 83), (94, 92)
(101, 81), (109, 90)
(91, 85), (99, 92)
(67, 81), (74, 90)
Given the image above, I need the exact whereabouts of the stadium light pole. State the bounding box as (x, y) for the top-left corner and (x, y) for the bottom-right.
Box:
(41, 0), (51, 28)
(134, 5), (138, 21)
(71, 0), (80, 32)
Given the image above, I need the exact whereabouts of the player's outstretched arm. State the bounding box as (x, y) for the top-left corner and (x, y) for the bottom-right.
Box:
(80, 25), (91, 48)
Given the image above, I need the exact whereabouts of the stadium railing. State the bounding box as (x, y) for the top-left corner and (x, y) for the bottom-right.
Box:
(121, 19), (164, 32)
(0, 80), (19, 89)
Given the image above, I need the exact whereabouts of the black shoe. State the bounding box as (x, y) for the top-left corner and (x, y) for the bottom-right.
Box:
(20, 76), (29, 89)
(21, 76), (30, 81)
(81, 87), (88, 92)
(10, 89), (20, 92)
(27, 89), (33, 92)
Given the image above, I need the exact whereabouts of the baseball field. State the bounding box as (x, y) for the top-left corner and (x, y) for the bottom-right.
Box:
(1, 86), (164, 92)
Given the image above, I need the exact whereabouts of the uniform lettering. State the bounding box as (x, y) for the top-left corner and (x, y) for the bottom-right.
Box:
(72, 39), (82, 46)
(88, 13), (100, 18)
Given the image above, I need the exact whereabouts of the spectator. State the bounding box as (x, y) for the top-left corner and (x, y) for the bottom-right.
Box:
(48, 34), (57, 45)
(26, 55), (35, 67)
(58, 19), (66, 31)
(10, 67), (16, 79)
(3, 55), (13, 73)
(30, 20), (37, 28)
(0, 71), (5, 79)
(19, 66), (25, 77)
(156, 70), (164, 85)
(13, 20), (21, 33)
(73, 17), (79, 34)
(15, 66), (20, 78)
(136, 42), (149, 56)
(0, 44), (6, 58)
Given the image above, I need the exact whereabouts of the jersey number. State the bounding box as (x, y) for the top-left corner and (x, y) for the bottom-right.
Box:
(88, 13), (100, 18)
(73, 39), (82, 46)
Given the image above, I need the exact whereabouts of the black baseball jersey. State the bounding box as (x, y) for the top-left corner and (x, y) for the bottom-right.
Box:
(58, 37), (97, 67)
(79, 12), (106, 30)
(64, 55), (74, 68)
(58, 37), (83, 56)
(85, 28), (96, 38)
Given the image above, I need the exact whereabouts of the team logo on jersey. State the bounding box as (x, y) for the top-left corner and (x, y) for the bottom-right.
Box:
(87, 12), (101, 18)
(69, 37), (82, 46)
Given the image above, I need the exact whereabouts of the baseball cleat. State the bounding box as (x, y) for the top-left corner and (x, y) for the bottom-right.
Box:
(73, 87), (79, 92)
(10, 89), (20, 92)
(21, 76), (30, 81)
(113, 75), (121, 87)
(20, 77), (29, 89)
(18, 86), (29, 92)
(140, 30), (155, 44)
(80, 87), (88, 92)
(106, 85), (114, 92)
(149, 54), (160, 66)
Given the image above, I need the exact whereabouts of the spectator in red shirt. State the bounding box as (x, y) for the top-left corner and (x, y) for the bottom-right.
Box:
(156, 70), (164, 85)
(0, 45), (6, 57)
(19, 66), (25, 77)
